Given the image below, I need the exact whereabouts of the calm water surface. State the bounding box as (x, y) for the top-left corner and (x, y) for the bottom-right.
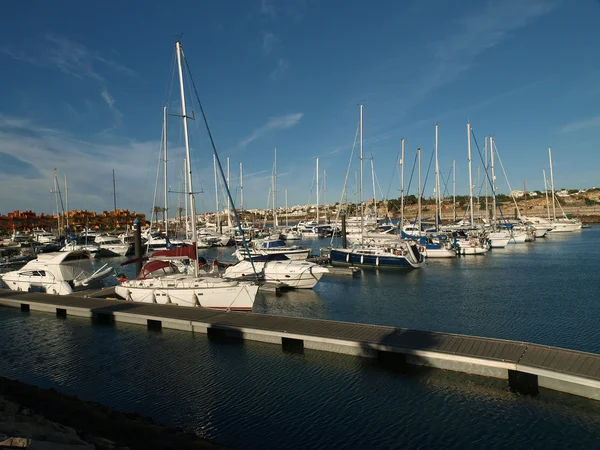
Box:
(1, 226), (599, 448)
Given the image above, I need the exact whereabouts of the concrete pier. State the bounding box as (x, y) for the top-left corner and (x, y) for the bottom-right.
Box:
(0, 288), (598, 401)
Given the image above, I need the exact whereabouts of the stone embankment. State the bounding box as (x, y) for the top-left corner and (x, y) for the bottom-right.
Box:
(0, 377), (224, 450)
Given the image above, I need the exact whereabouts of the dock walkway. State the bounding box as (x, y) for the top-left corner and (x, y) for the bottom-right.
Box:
(0, 288), (598, 401)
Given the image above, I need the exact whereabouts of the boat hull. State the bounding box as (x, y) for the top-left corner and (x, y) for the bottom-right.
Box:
(115, 279), (258, 310)
(330, 247), (422, 269)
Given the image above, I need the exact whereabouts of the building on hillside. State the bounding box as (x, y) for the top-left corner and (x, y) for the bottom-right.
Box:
(510, 190), (525, 198)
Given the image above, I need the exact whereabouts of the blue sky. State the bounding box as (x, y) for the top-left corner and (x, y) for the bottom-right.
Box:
(1, 0), (599, 215)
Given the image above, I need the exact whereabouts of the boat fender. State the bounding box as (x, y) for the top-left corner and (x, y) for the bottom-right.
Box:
(376, 257), (379, 267)
(360, 255), (364, 264)
(346, 253), (350, 263)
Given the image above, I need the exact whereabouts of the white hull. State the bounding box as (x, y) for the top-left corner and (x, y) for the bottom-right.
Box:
(97, 244), (130, 257)
(235, 248), (310, 261)
(224, 260), (328, 289)
(115, 275), (258, 310)
(1, 250), (112, 295)
(488, 237), (510, 248)
(423, 248), (456, 258)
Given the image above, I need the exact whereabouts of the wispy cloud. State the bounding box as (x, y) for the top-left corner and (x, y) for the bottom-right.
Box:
(1, 34), (135, 83)
(262, 31), (278, 54)
(560, 115), (600, 133)
(260, 0), (277, 18)
(100, 88), (123, 124)
(269, 58), (290, 81)
(239, 112), (303, 148)
(0, 115), (159, 213)
(420, 0), (558, 98)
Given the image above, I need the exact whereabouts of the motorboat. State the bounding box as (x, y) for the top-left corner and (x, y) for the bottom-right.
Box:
(94, 235), (131, 257)
(223, 254), (328, 289)
(0, 250), (113, 295)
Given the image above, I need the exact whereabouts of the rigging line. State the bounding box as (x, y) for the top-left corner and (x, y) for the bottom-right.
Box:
(329, 123), (359, 247)
(470, 130), (507, 223)
(181, 47), (258, 279)
(405, 150), (418, 197)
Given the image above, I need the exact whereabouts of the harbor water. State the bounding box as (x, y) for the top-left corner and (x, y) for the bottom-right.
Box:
(1, 227), (600, 448)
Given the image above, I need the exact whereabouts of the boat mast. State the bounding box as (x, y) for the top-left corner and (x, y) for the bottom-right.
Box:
(417, 147), (422, 233)
(163, 106), (168, 236)
(452, 159), (456, 222)
(484, 136), (488, 221)
(64, 174), (69, 232)
(316, 157), (319, 224)
(467, 123), (474, 225)
(435, 123), (440, 231)
(53, 168), (61, 233)
(175, 40), (197, 276)
(273, 148), (278, 228)
(184, 158), (189, 236)
(543, 169), (550, 220)
(400, 138), (405, 232)
(370, 156), (377, 221)
(240, 161), (244, 212)
(213, 155), (220, 232)
(323, 169), (327, 221)
(548, 147), (557, 221)
(490, 136), (496, 225)
(227, 157), (232, 228)
(359, 104), (364, 245)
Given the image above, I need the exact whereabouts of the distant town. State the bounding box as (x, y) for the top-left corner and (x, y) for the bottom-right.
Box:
(1, 187), (599, 234)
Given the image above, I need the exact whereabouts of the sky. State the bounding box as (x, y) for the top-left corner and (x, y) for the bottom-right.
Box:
(1, 0), (599, 216)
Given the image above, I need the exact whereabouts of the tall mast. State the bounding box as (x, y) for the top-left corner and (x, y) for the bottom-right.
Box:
(435, 123), (440, 230)
(175, 40), (197, 276)
(484, 136), (488, 221)
(467, 123), (474, 225)
(316, 157), (319, 224)
(359, 104), (364, 244)
(64, 174), (69, 231)
(273, 148), (278, 228)
(240, 161), (244, 212)
(400, 138), (405, 231)
(490, 136), (496, 224)
(227, 157), (232, 228)
(417, 147), (422, 233)
(163, 106), (168, 236)
(213, 155), (220, 232)
(543, 170), (550, 220)
(548, 147), (557, 220)
(453, 159), (456, 222)
(184, 158), (189, 236)
(370, 156), (377, 220)
(53, 169), (60, 232)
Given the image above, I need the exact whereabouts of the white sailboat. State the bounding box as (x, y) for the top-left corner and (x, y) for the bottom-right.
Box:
(115, 41), (258, 311)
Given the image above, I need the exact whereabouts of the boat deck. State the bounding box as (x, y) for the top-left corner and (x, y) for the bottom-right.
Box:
(0, 288), (598, 401)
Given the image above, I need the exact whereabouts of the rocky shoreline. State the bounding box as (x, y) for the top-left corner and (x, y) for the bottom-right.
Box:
(0, 377), (224, 449)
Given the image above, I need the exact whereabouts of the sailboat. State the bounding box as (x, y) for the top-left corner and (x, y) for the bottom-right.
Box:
(115, 41), (258, 311)
(521, 148), (581, 233)
(330, 104), (424, 269)
(401, 124), (456, 258)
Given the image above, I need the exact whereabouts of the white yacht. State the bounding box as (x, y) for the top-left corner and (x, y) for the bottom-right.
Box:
(94, 235), (131, 257)
(0, 250), (113, 295)
(223, 256), (328, 289)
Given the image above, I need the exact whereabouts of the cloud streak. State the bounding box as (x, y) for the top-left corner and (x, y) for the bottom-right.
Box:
(392, 0), (560, 115)
(261, 31), (278, 54)
(560, 115), (600, 133)
(269, 58), (290, 80)
(100, 88), (123, 124)
(239, 112), (303, 148)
